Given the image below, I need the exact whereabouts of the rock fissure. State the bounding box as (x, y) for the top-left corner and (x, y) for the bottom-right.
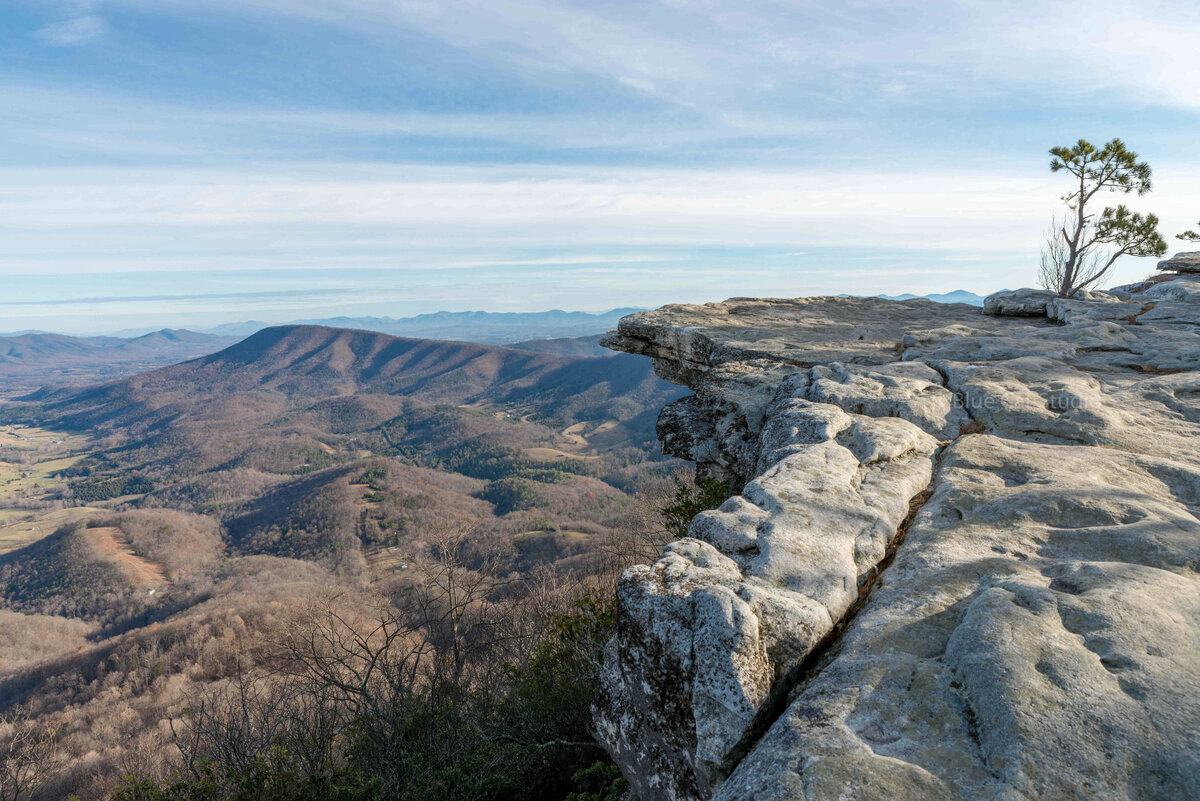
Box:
(714, 479), (938, 783)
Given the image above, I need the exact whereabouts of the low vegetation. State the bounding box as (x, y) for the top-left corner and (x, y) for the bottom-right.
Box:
(101, 530), (640, 801)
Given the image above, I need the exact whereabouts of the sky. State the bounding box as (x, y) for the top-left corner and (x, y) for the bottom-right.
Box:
(3, 0), (1200, 334)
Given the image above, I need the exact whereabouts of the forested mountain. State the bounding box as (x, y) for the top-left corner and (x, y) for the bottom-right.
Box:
(27, 325), (673, 439)
(0, 313), (637, 395)
(0, 325), (686, 799)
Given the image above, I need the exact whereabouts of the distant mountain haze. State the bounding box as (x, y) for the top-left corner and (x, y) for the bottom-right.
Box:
(99, 296), (980, 341)
(0, 312), (636, 392)
(0, 295), (982, 392)
(110, 308), (646, 342)
(0, 329), (240, 393)
(872, 289), (987, 305)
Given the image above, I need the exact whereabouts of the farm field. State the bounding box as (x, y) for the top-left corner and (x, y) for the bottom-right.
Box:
(0, 424), (97, 552)
(0, 454), (81, 497)
(0, 505), (105, 556)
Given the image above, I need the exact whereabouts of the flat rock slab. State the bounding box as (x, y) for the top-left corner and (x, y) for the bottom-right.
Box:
(716, 436), (1200, 801)
(602, 297), (1017, 376)
(1158, 251), (1200, 273)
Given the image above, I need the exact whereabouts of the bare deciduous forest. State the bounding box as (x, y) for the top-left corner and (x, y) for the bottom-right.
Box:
(0, 327), (715, 800)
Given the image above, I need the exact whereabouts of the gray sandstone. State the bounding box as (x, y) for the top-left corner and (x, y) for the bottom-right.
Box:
(1158, 251), (1200, 273)
(596, 274), (1200, 801)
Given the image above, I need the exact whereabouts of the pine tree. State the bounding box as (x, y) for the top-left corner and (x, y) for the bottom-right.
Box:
(1040, 139), (1167, 297)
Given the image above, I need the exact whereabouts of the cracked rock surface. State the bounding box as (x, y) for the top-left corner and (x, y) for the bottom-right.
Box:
(595, 282), (1200, 801)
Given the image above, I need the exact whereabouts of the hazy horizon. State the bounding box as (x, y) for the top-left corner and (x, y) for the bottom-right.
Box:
(4, 0), (1199, 332)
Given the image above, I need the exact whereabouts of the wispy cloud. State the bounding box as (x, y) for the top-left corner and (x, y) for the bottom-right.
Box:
(3, 0), (1199, 331)
(34, 0), (107, 46)
(6, 163), (1198, 248)
(98, 0), (1200, 113)
(36, 14), (106, 46)
(0, 288), (352, 307)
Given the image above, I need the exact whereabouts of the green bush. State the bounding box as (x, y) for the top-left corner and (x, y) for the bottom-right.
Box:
(564, 763), (628, 801)
(353, 466), (388, 488)
(661, 476), (731, 538)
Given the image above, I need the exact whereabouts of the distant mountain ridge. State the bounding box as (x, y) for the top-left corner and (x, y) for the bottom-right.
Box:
(119, 308), (647, 343)
(175, 298), (988, 339)
(30, 325), (682, 437)
(871, 289), (987, 306)
(0, 328), (239, 391)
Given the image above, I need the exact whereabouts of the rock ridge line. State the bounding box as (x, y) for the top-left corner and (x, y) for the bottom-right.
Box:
(596, 283), (1200, 801)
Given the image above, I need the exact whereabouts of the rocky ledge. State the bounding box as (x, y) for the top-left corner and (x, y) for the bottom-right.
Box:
(1159, 251), (1200, 274)
(595, 279), (1200, 801)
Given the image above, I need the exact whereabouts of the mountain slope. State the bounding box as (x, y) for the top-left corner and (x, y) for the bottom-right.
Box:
(509, 335), (614, 358)
(276, 308), (640, 343)
(31, 325), (677, 434)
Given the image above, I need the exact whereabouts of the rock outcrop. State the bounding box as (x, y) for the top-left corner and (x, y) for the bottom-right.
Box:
(596, 280), (1200, 801)
(1158, 251), (1200, 273)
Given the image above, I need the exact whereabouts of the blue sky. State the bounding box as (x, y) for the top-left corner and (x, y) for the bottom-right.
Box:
(3, 0), (1199, 333)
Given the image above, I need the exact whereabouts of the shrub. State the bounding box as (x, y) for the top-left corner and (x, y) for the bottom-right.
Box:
(110, 752), (379, 801)
(660, 476), (731, 539)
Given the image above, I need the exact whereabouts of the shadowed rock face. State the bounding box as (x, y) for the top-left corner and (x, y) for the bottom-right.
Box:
(595, 279), (1200, 801)
(1158, 252), (1200, 273)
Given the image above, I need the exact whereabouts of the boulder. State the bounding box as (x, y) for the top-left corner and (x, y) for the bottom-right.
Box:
(982, 288), (1056, 317)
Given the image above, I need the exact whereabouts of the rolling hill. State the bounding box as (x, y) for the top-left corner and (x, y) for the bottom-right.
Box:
(0, 329), (239, 393)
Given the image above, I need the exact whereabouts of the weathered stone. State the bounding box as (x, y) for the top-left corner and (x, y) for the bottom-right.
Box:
(715, 437), (1200, 801)
(596, 279), (1200, 801)
(1158, 251), (1200, 273)
(1143, 275), (1200, 304)
(983, 287), (1057, 317)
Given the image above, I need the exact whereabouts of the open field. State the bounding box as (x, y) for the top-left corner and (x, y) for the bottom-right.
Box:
(365, 545), (413, 578)
(0, 454), (81, 497)
(0, 425), (66, 449)
(514, 528), (591, 545)
(0, 424), (98, 553)
(81, 525), (168, 585)
(0, 506), (105, 556)
(521, 446), (599, 462)
(0, 425), (92, 508)
(0, 424), (86, 451)
(560, 422), (589, 447)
